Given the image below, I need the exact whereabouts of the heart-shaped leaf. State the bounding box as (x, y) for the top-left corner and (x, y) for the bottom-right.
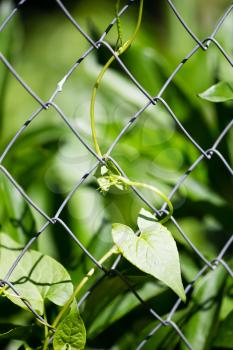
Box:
(198, 81), (233, 102)
(53, 301), (86, 350)
(0, 233), (73, 315)
(112, 209), (186, 301)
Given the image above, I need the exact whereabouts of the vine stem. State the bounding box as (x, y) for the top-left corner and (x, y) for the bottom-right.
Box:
(115, 0), (123, 49)
(42, 310), (49, 350)
(91, 0), (144, 156)
(51, 245), (118, 330)
(108, 174), (173, 224)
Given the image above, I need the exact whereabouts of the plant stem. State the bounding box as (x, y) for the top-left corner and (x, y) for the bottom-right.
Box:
(90, 0), (144, 156)
(42, 310), (49, 350)
(111, 175), (173, 224)
(90, 56), (115, 156)
(51, 245), (118, 329)
(115, 0), (123, 49)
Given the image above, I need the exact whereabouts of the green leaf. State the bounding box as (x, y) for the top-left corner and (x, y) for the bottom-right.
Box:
(0, 174), (37, 243)
(213, 310), (233, 349)
(0, 233), (73, 315)
(112, 211), (186, 301)
(219, 276), (233, 321)
(53, 302), (86, 350)
(199, 81), (233, 102)
(180, 265), (227, 350)
(137, 208), (157, 231)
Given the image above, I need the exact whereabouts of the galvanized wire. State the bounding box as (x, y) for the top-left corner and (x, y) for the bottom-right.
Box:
(0, 0), (232, 349)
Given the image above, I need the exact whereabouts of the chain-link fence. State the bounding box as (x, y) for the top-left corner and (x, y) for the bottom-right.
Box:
(0, 0), (233, 349)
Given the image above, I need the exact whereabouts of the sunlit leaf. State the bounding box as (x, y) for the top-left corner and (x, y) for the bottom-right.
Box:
(112, 210), (186, 301)
(199, 81), (233, 102)
(0, 233), (73, 315)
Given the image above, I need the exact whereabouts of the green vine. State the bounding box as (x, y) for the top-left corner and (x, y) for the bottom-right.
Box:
(91, 0), (144, 156)
(115, 0), (123, 49)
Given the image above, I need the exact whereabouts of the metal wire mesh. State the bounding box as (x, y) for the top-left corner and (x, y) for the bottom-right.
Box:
(0, 0), (233, 349)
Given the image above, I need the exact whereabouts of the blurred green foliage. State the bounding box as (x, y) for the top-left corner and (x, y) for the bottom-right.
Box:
(0, 0), (232, 349)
